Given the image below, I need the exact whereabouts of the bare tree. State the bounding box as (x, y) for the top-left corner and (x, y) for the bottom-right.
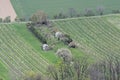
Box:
(15, 17), (20, 22)
(47, 65), (59, 80)
(47, 56), (89, 80)
(96, 6), (104, 15)
(89, 55), (120, 80)
(30, 10), (47, 24)
(68, 8), (77, 17)
(73, 57), (89, 80)
(4, 16), (11, 23)
(84, 8), (95, 16)
(19, 17), (26, 22)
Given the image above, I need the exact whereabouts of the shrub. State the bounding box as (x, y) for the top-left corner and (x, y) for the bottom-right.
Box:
(24, 72), (44, 80)
(53, 14), (58, 19)
(68, 41), (77, 48)
(46, 21), (53, 27)
(28, 26), (47, 44)
(53, 12), (67, 19)
(20, 17), (26, 22)
(15, 17), (20, 22)
(60, 34), (73, 45)
(112, 10), (120, 14)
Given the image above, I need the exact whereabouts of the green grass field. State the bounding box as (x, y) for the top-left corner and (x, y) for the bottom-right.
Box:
(11, 0), (120, 18)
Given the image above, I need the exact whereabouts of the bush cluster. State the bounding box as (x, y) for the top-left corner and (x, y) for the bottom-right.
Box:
(0, 16), (11, 23)
(28, 26), (47, 44)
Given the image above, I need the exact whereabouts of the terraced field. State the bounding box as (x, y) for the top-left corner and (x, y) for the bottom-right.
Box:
(53, 15), (120, 60)
(0, 24), (49, 79)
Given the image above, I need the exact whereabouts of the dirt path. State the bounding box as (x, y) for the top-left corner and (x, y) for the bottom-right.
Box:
(0, 0), (17, 22)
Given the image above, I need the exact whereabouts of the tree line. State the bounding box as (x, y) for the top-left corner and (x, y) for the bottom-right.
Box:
(53, 7), (120, 19)
(22, 54), (120, 80)
(0, 6), (119, 23)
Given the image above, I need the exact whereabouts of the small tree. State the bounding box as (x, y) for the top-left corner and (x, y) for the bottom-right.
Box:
(60, 34), (73, 45)
(68, 8), (77, 17)
(15, 17), (20, 22)
(53, 11), (67, 19)
(53, 14), (58, 19)
(58, 12), (67, 19)
(4, 16), (11, 23)
(20, 17), (26, 22)
(84, 8), (95, 16)
(96, 6), (104, 15)
(30, 10), (47, 24)
(47, 56), (90, 80)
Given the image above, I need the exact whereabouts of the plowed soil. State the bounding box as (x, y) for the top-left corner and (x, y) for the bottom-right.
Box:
(0, 0), (17, 22)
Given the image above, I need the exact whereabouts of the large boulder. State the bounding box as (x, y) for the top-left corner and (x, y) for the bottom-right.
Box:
(42, 44), (49, 51)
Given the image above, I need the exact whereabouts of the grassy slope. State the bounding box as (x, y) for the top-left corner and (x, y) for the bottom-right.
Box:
(13, 24), (84, 61)
(11, 0), (120, 18)
(53, 14), (120, 60)
(0, 61), (9, 80)
(12, 24), (58, 63)
(0, 23), (84, 79)
(0, 24), (50, 79)
(1, 14), (120, 79)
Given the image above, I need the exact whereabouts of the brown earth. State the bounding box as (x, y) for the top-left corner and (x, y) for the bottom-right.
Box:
(0, 0), (17, 22)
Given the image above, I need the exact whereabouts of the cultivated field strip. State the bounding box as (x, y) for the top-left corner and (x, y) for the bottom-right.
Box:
(54, 17), (120, 60)
(11, 0), (25, 16)
(0, 24), (49, 79)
